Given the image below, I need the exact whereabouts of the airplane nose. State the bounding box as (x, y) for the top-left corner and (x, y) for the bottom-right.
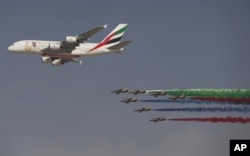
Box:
(8, 45), (14, 51)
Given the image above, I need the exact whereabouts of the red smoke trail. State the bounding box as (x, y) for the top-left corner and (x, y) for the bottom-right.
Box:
(190, 97), (250, 104)
(168, 117), (250, 124)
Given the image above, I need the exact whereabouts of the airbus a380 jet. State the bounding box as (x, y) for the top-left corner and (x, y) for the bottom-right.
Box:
(8, 24), (131, 66)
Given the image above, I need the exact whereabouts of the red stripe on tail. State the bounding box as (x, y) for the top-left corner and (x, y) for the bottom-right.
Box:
(88, 32), (115, 52)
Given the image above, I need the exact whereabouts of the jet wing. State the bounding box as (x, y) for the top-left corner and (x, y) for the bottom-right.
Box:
(60, 24), (107, 51)
(78, 24), (107, 40)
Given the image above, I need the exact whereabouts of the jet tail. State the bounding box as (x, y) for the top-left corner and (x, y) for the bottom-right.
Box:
(88, 24), (128, 52)
(101, 23), (128, 47)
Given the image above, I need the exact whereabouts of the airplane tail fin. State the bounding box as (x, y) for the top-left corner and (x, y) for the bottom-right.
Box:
(88, 24), (128, 52)
(101, 23), (128, 47)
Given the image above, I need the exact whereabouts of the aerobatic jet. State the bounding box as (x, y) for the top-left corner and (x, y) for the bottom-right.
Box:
(149, 91), (167, 97)
(8, 24), (131, 66)
(111, 88), (128, 94)
(168, 94), (185, 100)
(149, 116), (166, 122)
(121, 97), (137, 104)
(134, 107), (151, 113)
(129, 88), (146, 95)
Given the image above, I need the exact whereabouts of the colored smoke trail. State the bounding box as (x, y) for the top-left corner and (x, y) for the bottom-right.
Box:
(139, 99), (250, 105)
(166, 89), (250, 98)
(153, 106), (250, 113)
(190, 97), (250, 104)
(147, 89), (250, 98)
(140, 99), (190, 103)
(168, 117), (250, 124)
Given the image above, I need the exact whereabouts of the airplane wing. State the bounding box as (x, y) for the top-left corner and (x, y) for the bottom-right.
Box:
(44, 24), (107, 53)
(78, 24), (107, 41)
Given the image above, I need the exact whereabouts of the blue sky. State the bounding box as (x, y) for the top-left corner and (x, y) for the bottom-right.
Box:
(1, 0), (250, 156)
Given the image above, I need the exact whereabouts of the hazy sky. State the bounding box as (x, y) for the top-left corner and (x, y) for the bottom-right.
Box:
(1, 0), (250, 156)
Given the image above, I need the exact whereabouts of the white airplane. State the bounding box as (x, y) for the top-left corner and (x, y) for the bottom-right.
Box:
(8, 24), (131, 66)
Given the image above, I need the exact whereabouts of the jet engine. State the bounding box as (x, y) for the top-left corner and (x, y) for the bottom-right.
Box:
(41, 56), (52, 63)
(52, 59), (63, 66)
(48, 43), (60, 50)
(65, 36), (77, 43)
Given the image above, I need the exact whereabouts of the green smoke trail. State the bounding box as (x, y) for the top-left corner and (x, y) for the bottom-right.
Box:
(163, 89), (250, 98)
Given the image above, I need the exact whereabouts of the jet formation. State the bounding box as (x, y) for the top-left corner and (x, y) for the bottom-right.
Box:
(112, 88), (250, 124)
(111, 88), (186, 122)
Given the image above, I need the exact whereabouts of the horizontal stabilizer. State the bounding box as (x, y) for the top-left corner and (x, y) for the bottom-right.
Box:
(108, 41), (132, 50)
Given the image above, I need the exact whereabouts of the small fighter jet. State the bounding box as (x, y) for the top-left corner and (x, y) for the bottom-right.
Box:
(149, 91), (167, 97)
(149, 116), (166, 122)
(129, 88), (146, 95)
(121, 97), (137, 104)
(134, 107), (151, 113)
(111, 88), (128, 94)
(168, 94), (185, 100)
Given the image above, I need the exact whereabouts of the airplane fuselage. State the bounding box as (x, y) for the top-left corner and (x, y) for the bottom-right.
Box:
(8, 40), (121, 57)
